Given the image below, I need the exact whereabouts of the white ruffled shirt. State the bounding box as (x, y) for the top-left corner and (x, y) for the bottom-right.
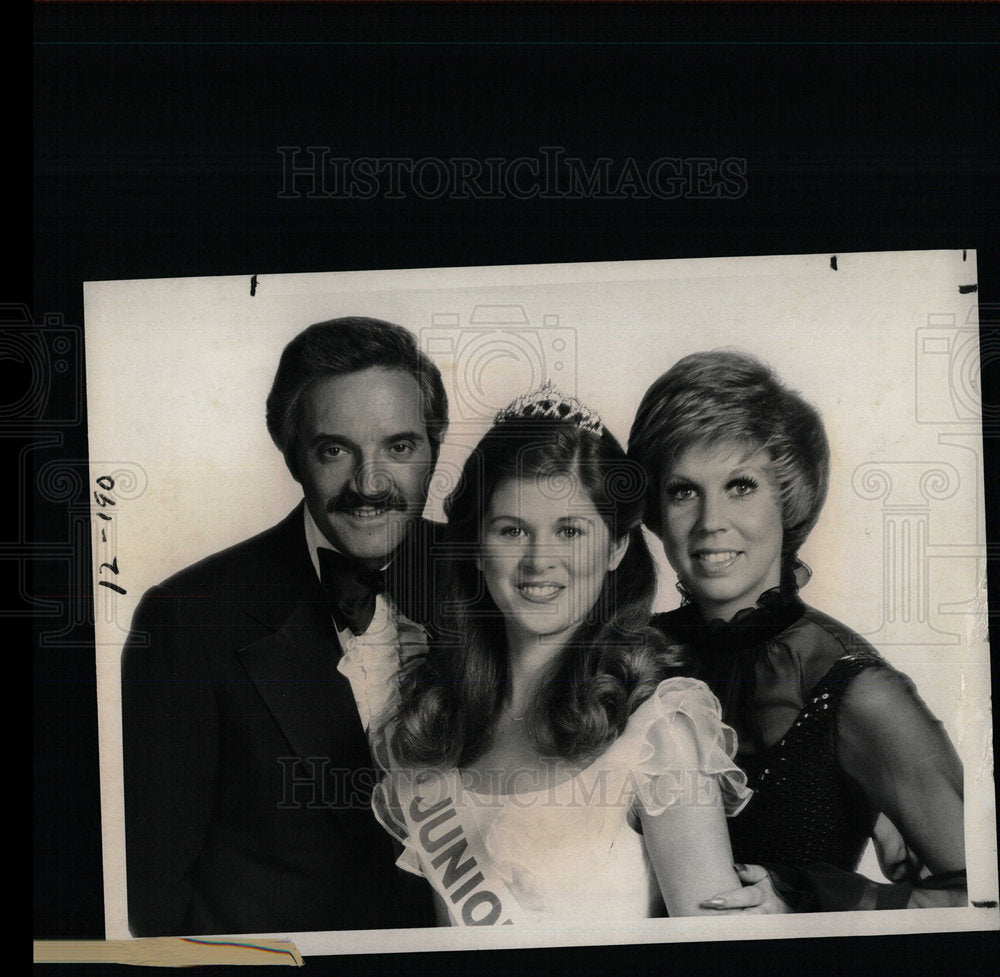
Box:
(304, 507), (428, 732)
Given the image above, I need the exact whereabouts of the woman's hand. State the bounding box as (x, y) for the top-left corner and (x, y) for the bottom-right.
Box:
(699, 864), (794, 914)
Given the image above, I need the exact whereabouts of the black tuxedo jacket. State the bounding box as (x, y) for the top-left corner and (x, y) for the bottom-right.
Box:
(121, 505), (439, 936)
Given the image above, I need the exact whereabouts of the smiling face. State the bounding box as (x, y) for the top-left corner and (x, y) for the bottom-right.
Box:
(477, 474), (629, 652)
(292, 367), (433, 567)
(659, 441), (784, 622)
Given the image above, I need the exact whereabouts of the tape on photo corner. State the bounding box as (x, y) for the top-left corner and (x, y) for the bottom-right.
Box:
(32, 938), (304, 967)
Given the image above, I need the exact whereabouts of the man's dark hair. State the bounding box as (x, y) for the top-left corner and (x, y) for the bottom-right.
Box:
(266, 316), (449, 478)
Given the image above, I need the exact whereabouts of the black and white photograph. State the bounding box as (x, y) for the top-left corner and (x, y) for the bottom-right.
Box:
(31, 3), (999, 974)
(86, 251), (994, 954)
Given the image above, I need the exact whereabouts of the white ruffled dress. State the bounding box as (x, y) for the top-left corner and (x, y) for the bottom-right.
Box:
(373, 677), (751, 922)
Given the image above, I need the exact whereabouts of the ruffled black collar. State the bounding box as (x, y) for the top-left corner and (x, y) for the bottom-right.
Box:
(653, 563), (813, 756)
(665, 562), (811, 655)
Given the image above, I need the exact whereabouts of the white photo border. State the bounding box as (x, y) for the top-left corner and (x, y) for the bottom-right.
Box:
(86, 250), (996, 953)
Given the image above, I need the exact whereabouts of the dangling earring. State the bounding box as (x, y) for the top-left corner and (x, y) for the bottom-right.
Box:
(782, 558), (813, 593)
(675, 578), (696, 605)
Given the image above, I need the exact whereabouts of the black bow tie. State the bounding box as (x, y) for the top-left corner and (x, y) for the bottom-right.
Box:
(318, 548), (387, 636)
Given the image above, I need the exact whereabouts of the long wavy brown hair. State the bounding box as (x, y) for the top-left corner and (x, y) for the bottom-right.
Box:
(389, 413), (685, 767)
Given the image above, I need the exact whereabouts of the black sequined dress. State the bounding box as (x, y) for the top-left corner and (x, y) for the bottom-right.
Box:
(653, 578), (966, 911)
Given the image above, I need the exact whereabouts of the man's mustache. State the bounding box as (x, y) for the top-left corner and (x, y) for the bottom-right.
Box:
(327, 487), (410, 513)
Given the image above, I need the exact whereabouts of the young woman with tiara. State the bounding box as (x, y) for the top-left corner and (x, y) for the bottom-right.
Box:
(370, 383), (752, 924)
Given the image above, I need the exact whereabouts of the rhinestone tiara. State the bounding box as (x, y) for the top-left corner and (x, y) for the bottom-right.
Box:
(493, 380), (605, 435)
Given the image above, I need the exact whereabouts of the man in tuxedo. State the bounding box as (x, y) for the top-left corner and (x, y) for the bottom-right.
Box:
(121, 317), (445, 936)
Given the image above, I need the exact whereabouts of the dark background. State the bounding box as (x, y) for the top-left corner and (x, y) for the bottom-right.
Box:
(32, 2), (998, 974)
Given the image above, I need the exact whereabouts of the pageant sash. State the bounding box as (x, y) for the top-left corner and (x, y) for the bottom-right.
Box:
(394, 770), (530, 926)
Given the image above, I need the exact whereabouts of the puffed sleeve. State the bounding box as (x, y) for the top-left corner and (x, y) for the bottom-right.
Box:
(631, 677), (752, 817)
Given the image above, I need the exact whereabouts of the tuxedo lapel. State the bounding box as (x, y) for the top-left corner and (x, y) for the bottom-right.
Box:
(237, 599), (369, 765)
(235, 504), (321, 633)
(236, 509), (440, 762)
